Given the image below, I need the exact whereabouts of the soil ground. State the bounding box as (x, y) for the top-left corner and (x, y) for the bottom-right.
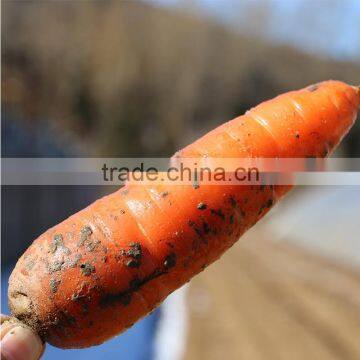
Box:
(185, 229), (360, 360)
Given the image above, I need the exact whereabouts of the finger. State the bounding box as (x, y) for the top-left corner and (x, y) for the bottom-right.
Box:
(1, 315), (13, 340)
(1, 315), (11, 324)
(1, 322), (44, 360)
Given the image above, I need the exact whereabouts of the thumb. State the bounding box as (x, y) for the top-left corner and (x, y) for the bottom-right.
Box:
(1, 315), (44, 360)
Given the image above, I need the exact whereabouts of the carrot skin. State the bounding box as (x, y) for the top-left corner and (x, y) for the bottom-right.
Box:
(8, 81), (360, 348)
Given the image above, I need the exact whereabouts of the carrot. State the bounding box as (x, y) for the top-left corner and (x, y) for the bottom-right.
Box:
(8, 80), (360, 348)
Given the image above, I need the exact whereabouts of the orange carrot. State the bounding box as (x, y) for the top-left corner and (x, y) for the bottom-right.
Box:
(8, 81), (360, 348)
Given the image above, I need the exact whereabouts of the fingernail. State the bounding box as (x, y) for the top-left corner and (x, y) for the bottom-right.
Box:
(1, 325), (43, 360)
(1, 323), (18, 340)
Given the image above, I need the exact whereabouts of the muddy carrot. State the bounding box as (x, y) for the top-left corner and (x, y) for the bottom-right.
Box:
(8, 80), (360, 348)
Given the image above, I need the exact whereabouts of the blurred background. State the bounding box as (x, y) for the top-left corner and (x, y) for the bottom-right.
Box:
(1, 0), (360, 359)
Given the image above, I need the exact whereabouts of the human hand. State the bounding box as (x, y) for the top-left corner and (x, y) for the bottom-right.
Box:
(1, 315), (44, 360)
